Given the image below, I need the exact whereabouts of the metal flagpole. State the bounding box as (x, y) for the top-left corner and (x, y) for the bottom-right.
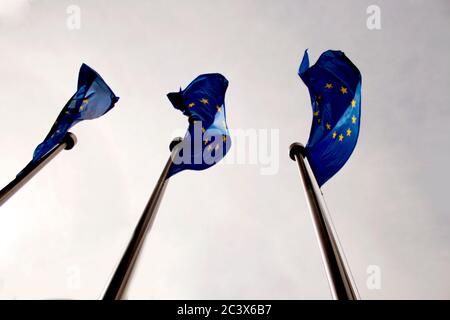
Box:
(0, 132), (78, 207)
(289, 142), (358, 300)
(102, 137), (183, 300)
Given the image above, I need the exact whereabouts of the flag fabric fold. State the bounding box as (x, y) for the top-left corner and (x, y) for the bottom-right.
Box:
(167, 73), (231, 177)
(31, 64), (119, 163)
(298, 50), (362, 187)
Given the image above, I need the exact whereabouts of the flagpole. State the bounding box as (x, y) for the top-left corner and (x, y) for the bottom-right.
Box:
(289, 142), (358, 300)
(102, 137), (183, 300)
(0, 133), (77, 207)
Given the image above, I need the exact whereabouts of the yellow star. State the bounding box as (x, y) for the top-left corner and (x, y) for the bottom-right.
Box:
(82, 99), (89, 104)
(216, 105), (222, 112)
(325, 83), (333, 89)
(200, 98), (209, 105)
(188, 102), (195, 108)
(347, 128), (352, 136)
(339, 134), (344, 142)
(332, 132), (337, 139)
(202, 127), (206, 133)
(223, 136), (227, 142)
(204, 139), (209, 145)
(79, 105), (85, 111)
(340, 87), (348, 94)
(326, 123), (331, 130)
(313, 111), (319, 117)
(318, 118), (321, 124)
(352, 115), (357, 124)
(351, 99), (357, 107)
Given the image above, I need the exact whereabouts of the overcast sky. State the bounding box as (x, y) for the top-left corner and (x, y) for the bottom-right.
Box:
(0, 0), (449, 299)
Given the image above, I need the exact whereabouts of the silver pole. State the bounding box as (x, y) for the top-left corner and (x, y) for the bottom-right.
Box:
(102, 137), (183, 300)
(289, 142), (357, 300)
(0, 132), (77, 207)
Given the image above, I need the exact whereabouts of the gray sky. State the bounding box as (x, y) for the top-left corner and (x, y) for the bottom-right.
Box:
(0, 0), (449, 299)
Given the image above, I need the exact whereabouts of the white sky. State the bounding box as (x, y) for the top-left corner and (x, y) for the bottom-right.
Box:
(0, 0), (449, 299)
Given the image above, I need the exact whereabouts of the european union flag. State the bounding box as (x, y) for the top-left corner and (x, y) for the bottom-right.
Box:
(31, 64), (119, 163)
(298, 50), (362, 187)
(167, 73), (231, 177)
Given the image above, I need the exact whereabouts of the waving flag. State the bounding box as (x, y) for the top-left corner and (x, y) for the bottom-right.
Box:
(167, 73), (231, 177)
(30, 64), (119, 163)
(298, 50), (362, 187)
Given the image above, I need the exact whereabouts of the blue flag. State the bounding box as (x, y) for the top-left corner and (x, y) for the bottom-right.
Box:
(167, 73), (231, 177)
(31, 64), (119, 163)
(298, 50), (362, 187)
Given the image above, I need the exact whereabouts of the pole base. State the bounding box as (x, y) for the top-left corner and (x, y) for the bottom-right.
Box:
(289, 142), (306, 160)
(64, 132), (78, 150)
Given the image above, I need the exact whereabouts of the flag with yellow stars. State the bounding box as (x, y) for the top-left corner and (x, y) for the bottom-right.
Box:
(167, 73), (231, 177)
(298, 50), (361, 186)
(29, 64), (119, 164)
